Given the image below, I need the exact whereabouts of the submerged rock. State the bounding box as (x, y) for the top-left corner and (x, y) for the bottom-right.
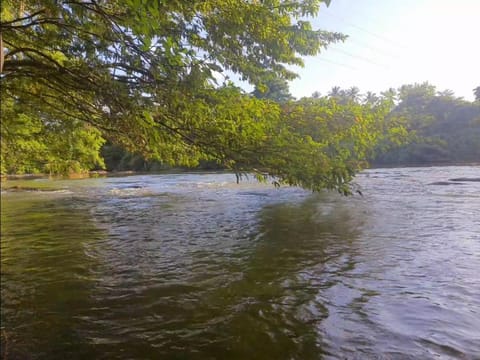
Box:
(428, 181), (465, 186)
(449, 177), (480, 182)
(2, 185), (66, 192)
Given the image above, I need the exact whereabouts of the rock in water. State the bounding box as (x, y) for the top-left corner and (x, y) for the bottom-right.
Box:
(449, 177), (480, 182)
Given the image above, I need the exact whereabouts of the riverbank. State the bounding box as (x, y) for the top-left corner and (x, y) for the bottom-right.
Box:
(0, 168), (226, 182)
(0, 169), (232, 192)
(2, 163), (478, 192)
(2, 162), (478, 181)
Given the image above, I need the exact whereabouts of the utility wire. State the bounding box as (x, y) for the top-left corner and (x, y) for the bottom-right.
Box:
(345, 36), (404, 59)
(316, 57), (359, 71)
(329, 47), (390, 69)
(322, 12), (410, 50)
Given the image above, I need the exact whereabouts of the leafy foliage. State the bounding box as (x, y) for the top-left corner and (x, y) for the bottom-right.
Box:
(1, 1), (403, 193)
(265, 97), (398, 193)
(1, 97), (105, 175)
(372, 83), (480, 165)
(252, 77), (294, 102)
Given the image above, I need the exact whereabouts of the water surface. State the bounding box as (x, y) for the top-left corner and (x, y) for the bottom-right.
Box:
(1, 167), (479, 359)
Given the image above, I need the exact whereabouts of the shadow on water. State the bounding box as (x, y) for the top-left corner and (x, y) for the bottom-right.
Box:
(1, 195), (107, 359)
(1, 191), (367, 360)
(194, 195), (366, 360)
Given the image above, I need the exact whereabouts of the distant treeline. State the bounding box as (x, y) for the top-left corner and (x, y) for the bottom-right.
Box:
(2, 79), (479, 175)
(102, 82), (480, 171)
(370, 83), (480, 166)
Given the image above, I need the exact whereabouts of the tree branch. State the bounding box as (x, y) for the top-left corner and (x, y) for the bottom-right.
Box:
(0, 9), (46, 26)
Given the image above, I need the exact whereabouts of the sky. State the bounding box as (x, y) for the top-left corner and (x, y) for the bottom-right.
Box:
(266, 0), (479, 101)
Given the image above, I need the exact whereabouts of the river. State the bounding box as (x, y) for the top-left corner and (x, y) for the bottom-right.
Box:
(1, 166), (479, 359)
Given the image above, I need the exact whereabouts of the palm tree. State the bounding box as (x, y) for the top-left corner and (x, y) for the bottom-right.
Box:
(437, 89), (455, 98)
(346, 86), (361, 102)
(328, 86), (343, 98)
(364, 91), (378, 105)
(474, 86), (480, 102)
(381, 87), (397, 103)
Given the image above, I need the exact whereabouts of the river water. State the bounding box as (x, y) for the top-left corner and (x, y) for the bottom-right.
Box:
(1, 166), (479, 359)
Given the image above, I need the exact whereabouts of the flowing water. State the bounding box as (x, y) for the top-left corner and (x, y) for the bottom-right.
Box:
(1, 166), (479, 359)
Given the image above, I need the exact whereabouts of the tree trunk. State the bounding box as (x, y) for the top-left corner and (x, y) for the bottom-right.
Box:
(0, 32), (4, 73)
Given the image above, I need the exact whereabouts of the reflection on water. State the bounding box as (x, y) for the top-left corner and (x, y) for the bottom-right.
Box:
(1, 167), (480, 359)
(1, 196), (105, 359)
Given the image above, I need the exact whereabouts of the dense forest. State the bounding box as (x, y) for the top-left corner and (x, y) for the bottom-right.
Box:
(101, 82), (480, 171)
(1, 1), (478, 192)
(372, 84), (480, 166)
(302, 83), (480, 166)
(7, 80), (475, 174)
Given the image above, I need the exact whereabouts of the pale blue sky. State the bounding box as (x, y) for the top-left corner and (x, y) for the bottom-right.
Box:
(288, 0), (479, 100)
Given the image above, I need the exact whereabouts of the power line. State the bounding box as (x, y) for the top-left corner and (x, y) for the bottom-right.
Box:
(329, 47), (390, 69)
(323, 12), (410, 50)
(346, 36), (404, 59)
(316, 57), (359, 71)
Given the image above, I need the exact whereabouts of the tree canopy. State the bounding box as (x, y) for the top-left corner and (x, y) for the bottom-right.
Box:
(474, 86), (480, 102)
(1, 0), (402, 193)
(372, 83), (480, 165)
(252, 77), (293, 102)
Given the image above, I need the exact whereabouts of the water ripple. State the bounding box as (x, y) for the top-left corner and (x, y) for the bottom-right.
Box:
(1, 167), (480, 359)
